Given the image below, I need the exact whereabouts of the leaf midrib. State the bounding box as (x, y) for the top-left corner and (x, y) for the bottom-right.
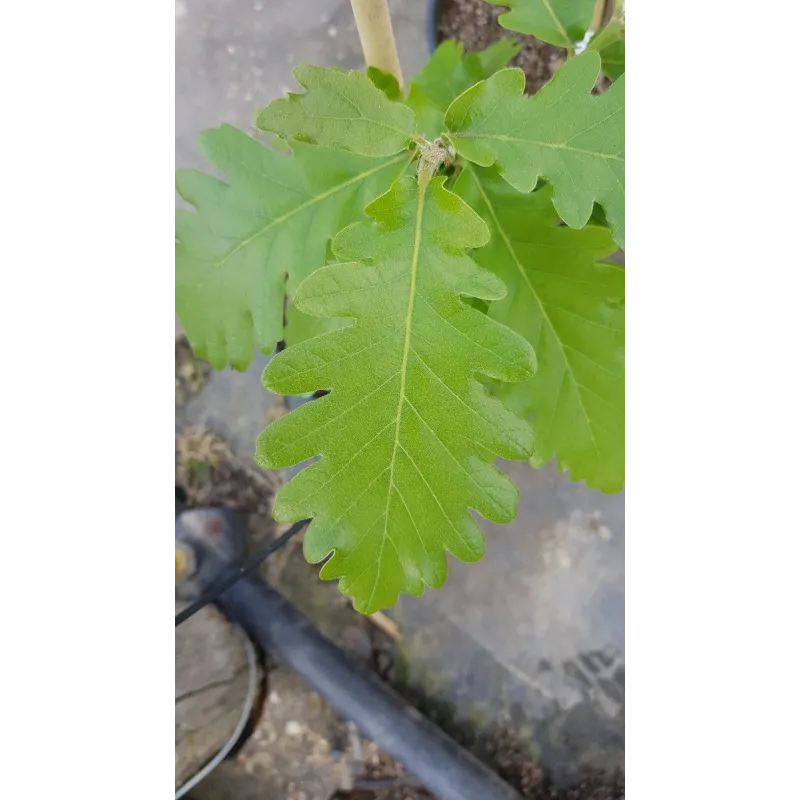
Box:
(369, 177), (427, 610)
(213, 152), (411, 269)
(450, 132), (622, 162)
(468, 166), (601, 463)
(540, 0), (574, 53)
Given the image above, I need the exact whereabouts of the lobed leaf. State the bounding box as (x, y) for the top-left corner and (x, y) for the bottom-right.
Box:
(472, 38), (523, 76)
(256, 176), (536, 612)
(485, 0), (596, 50)
(455, 165), (624, 492)
(444, 51), (625, 247)
(407, 39), (520, 140)
(257, 65), (416, 157)
(175, 124), (409, 369)
(367, 66), (403, 101)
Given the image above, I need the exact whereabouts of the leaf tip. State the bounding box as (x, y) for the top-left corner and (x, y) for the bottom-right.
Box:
(579, 48), (602, 72)
(291, 62), (321, 86)
(491, 66), (526, 95)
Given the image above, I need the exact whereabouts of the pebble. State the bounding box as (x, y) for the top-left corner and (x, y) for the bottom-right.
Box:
(285, 720), (304, 737)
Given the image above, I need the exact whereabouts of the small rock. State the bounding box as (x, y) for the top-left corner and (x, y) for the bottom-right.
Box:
(285, 720), (303, 737)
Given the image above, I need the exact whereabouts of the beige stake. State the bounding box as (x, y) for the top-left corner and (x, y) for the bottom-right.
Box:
(350, 0), (404, 90)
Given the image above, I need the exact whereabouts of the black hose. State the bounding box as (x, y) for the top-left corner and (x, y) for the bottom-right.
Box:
(218, 577), (522, 800)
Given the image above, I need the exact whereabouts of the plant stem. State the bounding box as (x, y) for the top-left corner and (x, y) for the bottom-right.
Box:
(580, 0), (620, 54)
(592, 0), (617, 31)
(350, 0), (404, 90)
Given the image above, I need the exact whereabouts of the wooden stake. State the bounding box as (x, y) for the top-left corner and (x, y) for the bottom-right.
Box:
(350, 0), (404, 90)
(592, 0), (617, 31)
(368, 611), (403, 640)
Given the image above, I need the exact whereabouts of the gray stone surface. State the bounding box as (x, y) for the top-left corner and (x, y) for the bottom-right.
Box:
(176, 0), (624, 785)
(392, 461), (624, 780)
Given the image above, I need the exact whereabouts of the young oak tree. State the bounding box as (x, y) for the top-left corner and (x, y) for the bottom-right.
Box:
(175, 0), (625, 613)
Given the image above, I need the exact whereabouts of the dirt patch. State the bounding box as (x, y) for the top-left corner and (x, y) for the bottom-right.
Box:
(176, 426), (280, 516)
(176, 425), (282, 559)
(437, 0), (609, 95)
(332, 741), (432, 800)
(176, 336), (212, 405)
(475, 727), (624, 799)
(334, 751), (623, 800)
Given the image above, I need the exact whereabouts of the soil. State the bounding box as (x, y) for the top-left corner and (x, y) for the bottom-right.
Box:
(176, 336), (212, 405)
(438, 0), (565, 94)
(437, 0), (610, 95)
(176, 425), (280, 519)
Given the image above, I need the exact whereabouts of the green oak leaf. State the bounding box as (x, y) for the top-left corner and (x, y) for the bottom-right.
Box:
(257, 65), (416, 157)
(409, 39), (519, 113)
(485, 0), (596, 51)
(284, 303), (348, 348)
(444, 51), (625, 248)
(175, 124), (410, 369)
(407, 39), (520, 140)
(455, 164), (624, 492)
(256, 175), (536, 612)
(367, 66), (402, 101)
(471, 38), (522, 76)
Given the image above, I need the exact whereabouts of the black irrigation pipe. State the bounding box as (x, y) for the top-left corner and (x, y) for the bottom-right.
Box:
(217, 575), (522, 800)
(174, 518), (309, 627)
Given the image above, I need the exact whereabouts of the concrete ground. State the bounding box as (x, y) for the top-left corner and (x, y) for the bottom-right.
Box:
(176, 0), (624, 792)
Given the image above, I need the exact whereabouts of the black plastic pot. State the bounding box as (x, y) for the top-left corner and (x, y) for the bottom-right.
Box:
(426, 0), (442, 53)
